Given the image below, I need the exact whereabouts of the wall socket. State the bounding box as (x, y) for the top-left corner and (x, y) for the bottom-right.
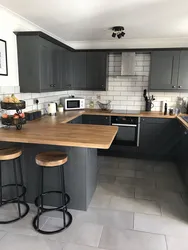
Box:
(34, 99), (39, 105)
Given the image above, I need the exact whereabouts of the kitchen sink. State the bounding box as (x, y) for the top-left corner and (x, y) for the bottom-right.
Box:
(181, 116), (188, 123)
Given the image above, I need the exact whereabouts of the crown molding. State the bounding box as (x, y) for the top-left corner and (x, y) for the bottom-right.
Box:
(68, 37), (188, 50)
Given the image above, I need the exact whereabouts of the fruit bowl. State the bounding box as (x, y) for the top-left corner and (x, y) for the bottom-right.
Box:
(1, 100), (26, 110)
(1, 115), (26, 130)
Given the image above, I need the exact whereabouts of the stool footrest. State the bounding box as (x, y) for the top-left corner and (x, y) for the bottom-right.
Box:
(0, 184), (26, 205)
(34, 191), (70, 212)
(0, 201), (29, 224)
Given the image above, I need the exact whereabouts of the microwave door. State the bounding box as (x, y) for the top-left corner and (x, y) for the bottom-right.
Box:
(67, 100), (80, 109)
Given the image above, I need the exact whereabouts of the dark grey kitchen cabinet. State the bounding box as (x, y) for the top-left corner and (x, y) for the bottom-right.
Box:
(139, 117), (177, 159)
(16, 33), (70, 93)
(149, 51), (180, 91)
(71, 52), (86, 90)
(82, 115), (111, 125)
(86, 52), (107, 91)
(173, 122), (188, 185)
(177, 51), (188, 90)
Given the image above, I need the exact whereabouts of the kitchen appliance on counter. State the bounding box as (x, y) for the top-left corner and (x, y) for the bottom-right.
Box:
(61, 97), (85, 111)
(111, 116), (140, 147)
(48, 102), (57, 116)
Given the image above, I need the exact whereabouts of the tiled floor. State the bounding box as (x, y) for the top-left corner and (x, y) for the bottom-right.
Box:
(0, 157), (188, 250)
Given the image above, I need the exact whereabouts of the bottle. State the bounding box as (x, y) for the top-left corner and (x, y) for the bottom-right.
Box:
(164, 102), (167, 115)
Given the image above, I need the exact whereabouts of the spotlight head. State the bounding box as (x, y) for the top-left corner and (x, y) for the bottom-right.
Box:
(111, 26), (125, 39)
(121, 31), (125, 37)
(112, 32), (116, 38)
(117, 33), (122, 39)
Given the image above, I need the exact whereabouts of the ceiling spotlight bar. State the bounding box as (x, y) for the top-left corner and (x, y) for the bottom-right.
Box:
(111, 26), (125, 39)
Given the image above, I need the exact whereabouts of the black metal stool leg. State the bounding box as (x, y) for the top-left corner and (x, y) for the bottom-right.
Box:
(0, 161), (2, 206)
(13, 159), (21, 218)
(36, 167), (44, 230)
(60, 165), (66, 228)
(18, 157), (25, 203)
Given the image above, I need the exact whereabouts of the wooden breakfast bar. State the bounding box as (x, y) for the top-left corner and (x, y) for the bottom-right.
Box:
(0, 113), (118, 210)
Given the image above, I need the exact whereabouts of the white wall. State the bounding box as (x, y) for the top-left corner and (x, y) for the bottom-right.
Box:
(0, 6), (38, 86)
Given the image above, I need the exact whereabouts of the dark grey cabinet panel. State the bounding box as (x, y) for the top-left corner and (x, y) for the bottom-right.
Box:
(177, 51), (188, 90)
(86, 52), (107, 91)
(17, 34), (70, 93)
(71, 52), (86, 90)
(82, 115), (110, 125)
(139, 117), (177, 158)
(150, 51), (179, 91)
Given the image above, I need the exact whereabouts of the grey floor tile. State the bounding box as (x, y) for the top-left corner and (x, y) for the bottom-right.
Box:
(96, 182), (135, 198)
(160, 200), (188, 221)
(156, 179), (186, 192)
(181, 193), (188, 206)
(76, 207), (134, 230)
(135, 170), (156, 179)
(46, 219), (103, 247)
(166, 236), (188, 250)
(0, 230), (6, 240)
(63, 243), (106, 250)
(135, 187), (183, 203)
(99, 226), (167, 250)
(154, 161), (178, 173)
(0, 211), (47, 236)
(99, 168), (135, 178)
(99, 162), (119, 169)
(89, 192), (112, 209)
(0, 233), (64, 250)
(135, 159), (156, 172)
(98, 174), (116, 184)
(118, 158), (137, 170)
(134, 213), (188, 237)
(115, 176), (156, 188)
(109, 196), (161, 215)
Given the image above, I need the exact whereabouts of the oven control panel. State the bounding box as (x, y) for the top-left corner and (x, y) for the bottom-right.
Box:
(111, 116), (138, 125)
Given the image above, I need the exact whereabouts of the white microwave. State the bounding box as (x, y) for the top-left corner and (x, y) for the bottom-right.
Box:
(60, 97), (85, 111)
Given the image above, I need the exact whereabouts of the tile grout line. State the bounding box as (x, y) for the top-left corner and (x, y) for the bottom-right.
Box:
(164, 235), (169, 250)
(97, 225), (104, 248)
(0, 231), (8, 242)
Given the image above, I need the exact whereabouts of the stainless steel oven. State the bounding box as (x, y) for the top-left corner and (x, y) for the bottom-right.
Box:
(111, 116), (140, 147)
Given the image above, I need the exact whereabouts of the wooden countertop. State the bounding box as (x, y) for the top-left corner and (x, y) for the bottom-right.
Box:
(83, 109), (176, 119)
(0, 109), (187, 149)
(0, 112), (118, 149)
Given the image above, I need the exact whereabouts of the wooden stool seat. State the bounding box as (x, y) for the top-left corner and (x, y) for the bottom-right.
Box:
(36, 151), (68, 167)
(0, 147), (22, 161)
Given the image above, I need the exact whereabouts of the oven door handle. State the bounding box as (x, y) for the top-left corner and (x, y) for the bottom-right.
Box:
(111, 123), (137, 127)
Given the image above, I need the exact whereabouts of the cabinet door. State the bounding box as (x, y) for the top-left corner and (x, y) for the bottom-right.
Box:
(178, 51), (188, 90)
(61, 51), (72, 90)
(52, 44), (63, 91)
(39, 39), (53, 91)
(72, 52), (86, 90)
(82, 115), (110, 125)
(86, 52), (107, 91)
(150, 51), (179, 90)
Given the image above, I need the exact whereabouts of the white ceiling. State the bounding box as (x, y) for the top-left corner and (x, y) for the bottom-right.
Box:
(1, 0), (188, 49)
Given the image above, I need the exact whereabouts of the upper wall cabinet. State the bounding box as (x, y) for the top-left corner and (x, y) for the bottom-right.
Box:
(86, 52), (108, 91)
(16, 32), (72, 93)
(71, 51), (108, 91)
(149, 50), (188, 91)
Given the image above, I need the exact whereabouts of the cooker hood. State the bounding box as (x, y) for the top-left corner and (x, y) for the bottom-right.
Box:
(121, 52), (135, 75)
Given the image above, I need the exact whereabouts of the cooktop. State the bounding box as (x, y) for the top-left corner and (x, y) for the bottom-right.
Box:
(111, 110), (141, 115)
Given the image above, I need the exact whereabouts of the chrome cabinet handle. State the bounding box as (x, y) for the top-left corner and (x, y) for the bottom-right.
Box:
(172, 86), (176, 88)
(178, 86), (182, 88)
(50, 84), (53, 87)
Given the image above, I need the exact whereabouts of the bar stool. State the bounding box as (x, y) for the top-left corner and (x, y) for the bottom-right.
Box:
(0, 147), (29, 224)
(32, 151), (72, 234)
